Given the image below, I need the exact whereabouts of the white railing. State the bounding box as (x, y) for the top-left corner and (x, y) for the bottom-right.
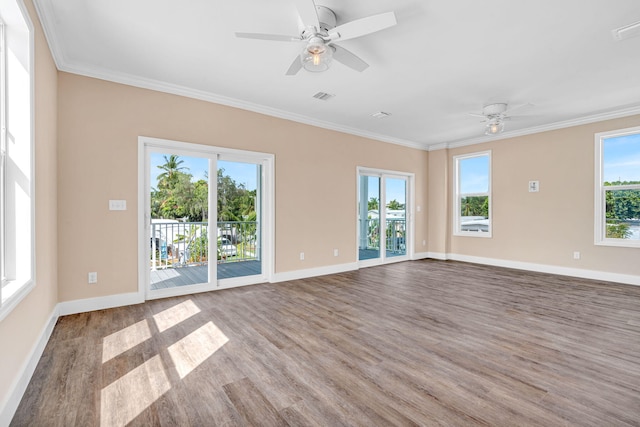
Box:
(361, 218), (406, 253)
(150, 220), (259, 270)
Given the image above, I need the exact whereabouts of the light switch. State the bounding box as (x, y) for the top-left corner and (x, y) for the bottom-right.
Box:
(528, 181), (539, 193)
(109, 200), (127, 210)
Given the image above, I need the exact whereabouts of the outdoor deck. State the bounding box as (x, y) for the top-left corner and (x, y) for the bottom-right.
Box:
(151, 251), (405, 290)
(359, 248), (405, 260)
(150, 261), (261, 290)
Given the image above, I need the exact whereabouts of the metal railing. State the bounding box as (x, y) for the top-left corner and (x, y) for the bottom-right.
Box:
(150, 220), (259, 270)
(361, 218), (406, 253)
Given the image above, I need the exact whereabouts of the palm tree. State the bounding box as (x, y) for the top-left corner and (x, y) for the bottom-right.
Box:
(157, 155), (188, 189)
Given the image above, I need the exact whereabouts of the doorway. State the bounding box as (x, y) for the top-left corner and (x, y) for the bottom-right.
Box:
(357, 168), (413, 266)
(139, 137), (274, 300)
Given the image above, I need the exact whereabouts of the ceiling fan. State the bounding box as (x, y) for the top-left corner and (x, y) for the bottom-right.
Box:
(469, 103), (533, 135)
(235, 0), (397, 75)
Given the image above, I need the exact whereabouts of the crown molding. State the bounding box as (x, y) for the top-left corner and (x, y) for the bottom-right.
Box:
(57, 61), (428, 152)
(429, 104), (640, 151)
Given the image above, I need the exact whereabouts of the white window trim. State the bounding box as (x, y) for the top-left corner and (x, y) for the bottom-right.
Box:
(0, 0), (36, 322)
(594, 126), (640, 248)
(356, 166), (415, 266)
(453, 151), (492, 238)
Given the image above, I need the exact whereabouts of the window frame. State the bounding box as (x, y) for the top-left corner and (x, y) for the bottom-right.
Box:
(594, 126), (640, 248)
(0, 20), (5, 286)
(453, 150), (492, 238)
(0, 0), (35, 322)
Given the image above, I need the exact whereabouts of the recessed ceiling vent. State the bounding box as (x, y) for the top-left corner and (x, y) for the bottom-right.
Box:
(612, 20), (640, 41)
(371, 111), (391, 119)
(313, 92), (335, 101)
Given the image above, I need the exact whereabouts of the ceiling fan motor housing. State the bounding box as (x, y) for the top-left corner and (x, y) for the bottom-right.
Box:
(316, 6), (337, 32)
(482, 103), (508, 118)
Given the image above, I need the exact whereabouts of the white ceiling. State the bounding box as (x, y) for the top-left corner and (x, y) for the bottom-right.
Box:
(34, 0), (640, 150)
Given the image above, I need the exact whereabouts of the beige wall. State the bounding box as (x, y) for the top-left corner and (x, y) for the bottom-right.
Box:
(426, 148), (449, 255)
(441, 115), (640, 276)
(57, 73), (429, 302)
(0, 0), (58, 412)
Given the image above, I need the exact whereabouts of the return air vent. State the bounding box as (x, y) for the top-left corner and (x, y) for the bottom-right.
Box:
(312, 92), (335, 101)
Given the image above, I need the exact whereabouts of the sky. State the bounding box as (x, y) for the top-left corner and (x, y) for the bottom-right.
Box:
(150, 154), (258, 190)
(364, 176), (406, 207)
(604, 133), (640, 183)
(459, 155), (489, 194)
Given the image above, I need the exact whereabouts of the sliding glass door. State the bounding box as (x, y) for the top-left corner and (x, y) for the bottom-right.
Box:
(358, 168), (411, 266)
(141, 138), (273, 300)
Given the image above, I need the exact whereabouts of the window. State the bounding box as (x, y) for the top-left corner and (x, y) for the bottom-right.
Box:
(454, 151), (491, 237)
(0, 0), (34, 321)
(595, 126), (640, 247)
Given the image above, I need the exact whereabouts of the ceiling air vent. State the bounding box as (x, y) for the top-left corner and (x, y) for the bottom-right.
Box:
(371, 111), (391, 119)
(313, 92), (335, 101)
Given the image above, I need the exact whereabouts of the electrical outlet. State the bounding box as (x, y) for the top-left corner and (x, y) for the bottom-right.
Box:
(573, 251), (581, 260)
(333, 249), (339, 257)
(422, 240), (426, 246)
(300, 252), (305, 261)
(88, 272), (98, 284)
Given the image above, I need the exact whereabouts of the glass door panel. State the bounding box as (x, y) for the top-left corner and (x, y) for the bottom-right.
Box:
(358, 175), (381, 261)
(385, 177), (407, 258)
(149, 152), (214, 292)
(217, 160), (262, 280)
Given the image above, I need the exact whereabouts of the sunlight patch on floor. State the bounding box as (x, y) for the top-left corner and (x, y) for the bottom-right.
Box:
(102, 319), (152, 363)
(153, 299), (201, 332)
(167, 321), (229, 379)
(100, 355), (171, 427)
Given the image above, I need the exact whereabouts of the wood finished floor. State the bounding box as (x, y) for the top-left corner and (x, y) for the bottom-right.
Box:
(11, 260), (640, 426)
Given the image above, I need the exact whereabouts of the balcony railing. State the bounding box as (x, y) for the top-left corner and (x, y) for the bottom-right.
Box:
(151, 220), (259, 270)
(361, 218), (406, 253)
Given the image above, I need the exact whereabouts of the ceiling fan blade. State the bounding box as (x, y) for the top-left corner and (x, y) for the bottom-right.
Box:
(293, 0), (320, 29)
(468, 113), (486, 118)
(328, 12), (397, 42)
(285, 56), (303, 75)
(332, 44), (369, 72)
(235, 32), (301, 42)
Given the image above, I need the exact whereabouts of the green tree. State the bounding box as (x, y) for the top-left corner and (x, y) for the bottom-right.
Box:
(387, 199), (404, 210)
(461, 196), (489, 218)
(217, 168), (255, 221)
(157, 155), (188, 190)
(189, 179), (209, 222)
(368, 197), (379, 210)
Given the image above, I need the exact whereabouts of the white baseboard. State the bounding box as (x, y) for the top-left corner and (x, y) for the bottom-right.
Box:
(271, 262), (359, 283)
(411, 251), (431, 260)
(58, 292), (145, 316)
(446, 253), (640, 286)
(0, 306), (59, 427)
(425, 252), (448, 261)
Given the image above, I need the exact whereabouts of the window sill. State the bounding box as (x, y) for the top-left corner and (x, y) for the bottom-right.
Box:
(453, 231), (493, 238)
(595, 239), (640, 249)
(0, 278), (36, 322)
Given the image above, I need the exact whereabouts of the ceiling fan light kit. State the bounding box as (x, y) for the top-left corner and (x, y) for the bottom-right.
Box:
(301, 37), (333, 72)
(485, 119), (505, 135)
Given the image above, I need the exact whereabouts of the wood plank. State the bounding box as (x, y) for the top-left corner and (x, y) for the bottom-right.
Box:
(11, 260), (640, 426)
